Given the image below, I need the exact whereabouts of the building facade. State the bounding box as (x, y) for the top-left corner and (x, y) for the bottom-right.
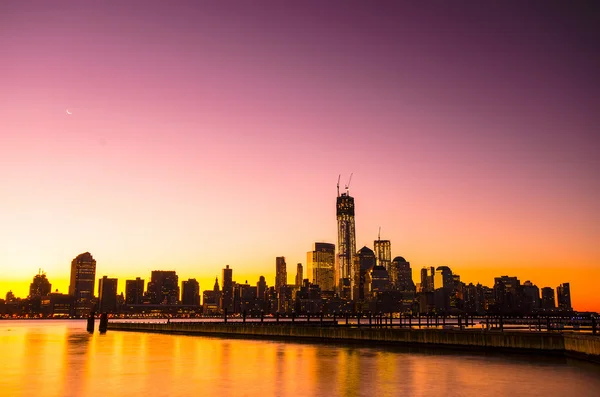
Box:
(307, 242), (335, 292)
(182, 278), (200, 306)
(98, 276), (118, 313)
(125, 278), (144, 304)
(337, 188), (356, 299)
(147, 271), (179, 305)
(68, 252), (97, 317)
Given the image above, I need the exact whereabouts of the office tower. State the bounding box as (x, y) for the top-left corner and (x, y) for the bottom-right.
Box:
(182, 278), (200, 306)
(147, 271), (179, 305)
(68, 252), (97, 317)
(275, 257), (287, 291)
(370, 265), (390, 293)
(295, 263), (303, 287)
(125, 278), (145, 304)
(203, 277), (221, 314)
(420, 267), (429, 292)
(522, 280), (540, 313)
(557, 283), (572, 311)
(355, 246), (376, 301)
(336, 176), (356, 299)
(98, 276), (118, 313)
(541, 287), (555, 310)
(257, 275), (267, 301)
(306, 243), (336, 292)
(221, 265), (233, 313)
(29, 271), (52, 298)
(393, 257), (415, 292)
(373, 236), (391, 272)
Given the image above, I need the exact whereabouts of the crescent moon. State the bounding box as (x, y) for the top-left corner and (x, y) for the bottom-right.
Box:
(66, 109), (72, 115)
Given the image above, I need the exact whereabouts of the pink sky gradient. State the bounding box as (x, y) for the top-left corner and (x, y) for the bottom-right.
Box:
(1, 2), (599, 310)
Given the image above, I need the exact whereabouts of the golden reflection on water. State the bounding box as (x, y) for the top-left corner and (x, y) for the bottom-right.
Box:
(1, 320), (600, 397)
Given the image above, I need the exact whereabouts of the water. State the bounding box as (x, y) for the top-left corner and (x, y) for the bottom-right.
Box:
(1, 320), (599, 397)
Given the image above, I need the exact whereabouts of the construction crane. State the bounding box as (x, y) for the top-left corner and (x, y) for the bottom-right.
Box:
(345, 173), (353, 194)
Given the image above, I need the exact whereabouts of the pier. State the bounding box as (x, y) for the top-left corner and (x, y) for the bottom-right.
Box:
(108, 320), (600, 364)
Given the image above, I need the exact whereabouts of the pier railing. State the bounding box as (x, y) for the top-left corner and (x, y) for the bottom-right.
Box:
(110, 313), (598, 335)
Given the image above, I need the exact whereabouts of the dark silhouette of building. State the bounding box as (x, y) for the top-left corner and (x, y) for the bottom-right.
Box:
(29, 271), (52, 298)
(181, 278), (200, 306)
(493, 276), (522, 314)
(98, 276), (118, 313)
(371, 265), (390, 293)
(355, 246), (376, 301)
(307, 243), (335, 292)
(557, 283), (571, 311)
(295, 263), (303, 287)
(541, 287), (556, 310)
(147, 271), (179, 305)
(203, 277), (221, 314)
(125, 277), (144, 304)
(275, 257), (287, 291)
(420, 266), (435, 293)
(257, 275), (267, 301)
(68, 252), (97, 317)
(522, 280), (540, 313)
(463, 283), (486, 314)
(392, 257), (415, 292)
(221, 265), (233, 313)
(337, 176), (356, 300)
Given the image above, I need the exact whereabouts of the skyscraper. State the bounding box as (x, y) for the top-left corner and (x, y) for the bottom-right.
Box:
(257, 275), (267, 301)
(98, 276), (118, 313)
(181, 278), (200, 306)
(295, 263), (303, 287)
(68, 252), (97, 317)
(392, 257), (415, 292)
(541, 287), (556, 310)
(275, 257), (287, 291)
(307, 243), (336, 292)
(373, 237), (391, 272)
(557, 283), (572, 311)
(125, 277), (144, 304)
(355, 246), (376, 301)
(337, 177), (356, 299)
(147, 271), (179, 305)
(221, 265), (233, 313)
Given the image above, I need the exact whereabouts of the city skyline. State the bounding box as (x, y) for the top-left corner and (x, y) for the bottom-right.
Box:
(1, 2), (599, 311)
(1, 245), (578, 313)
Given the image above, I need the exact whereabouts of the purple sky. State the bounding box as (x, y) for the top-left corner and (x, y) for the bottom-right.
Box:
(1, 1), (599, 309)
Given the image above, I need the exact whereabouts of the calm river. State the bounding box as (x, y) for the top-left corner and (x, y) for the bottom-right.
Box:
(1, 320), (599, 397)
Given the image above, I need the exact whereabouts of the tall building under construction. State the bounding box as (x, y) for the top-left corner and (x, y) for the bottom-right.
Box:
(337, 175), (356, 300)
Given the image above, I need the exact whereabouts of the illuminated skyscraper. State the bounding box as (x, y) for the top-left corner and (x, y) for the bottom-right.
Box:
(557, 283), (571, 311)
(307, 243), (335, 292)
(373, 236), (391, 272)
(221, 265), (233, 313)
(68, 252), (97, 317)
(98, 276), (118, 313)
(337, 176), (356, 299)
(275, 257), (287, 291)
